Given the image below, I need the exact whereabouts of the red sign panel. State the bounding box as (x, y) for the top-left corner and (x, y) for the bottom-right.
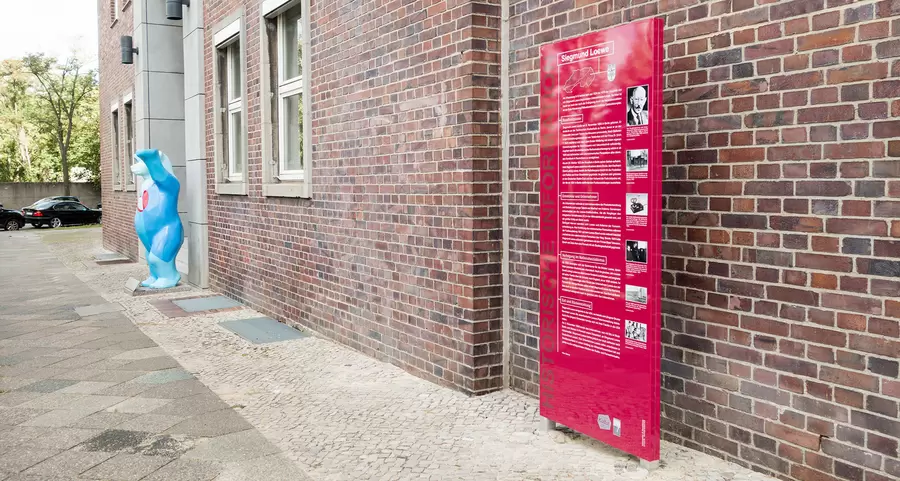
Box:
(539, 18), (663, 462)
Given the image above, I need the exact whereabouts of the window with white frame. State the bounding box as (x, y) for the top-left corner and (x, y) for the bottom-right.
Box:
(112, 0), (119, 21)
(275, 3), (304, 179)
(111, 106), (121, 188)
(124, 99), (134, 187)
(217, 36), (244, 182)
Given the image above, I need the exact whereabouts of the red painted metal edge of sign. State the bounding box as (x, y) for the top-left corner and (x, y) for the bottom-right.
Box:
(539, 17), (664, 463)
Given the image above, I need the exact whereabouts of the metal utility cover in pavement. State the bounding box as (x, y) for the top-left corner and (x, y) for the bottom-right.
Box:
(173, 296), (243, 312)
(219, 317), (308, 344)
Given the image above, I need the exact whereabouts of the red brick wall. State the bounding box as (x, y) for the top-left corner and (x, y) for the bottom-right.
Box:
(98, 0), (139, 260)
(203, 0), (504, 394)
(508, 1), (899, 480)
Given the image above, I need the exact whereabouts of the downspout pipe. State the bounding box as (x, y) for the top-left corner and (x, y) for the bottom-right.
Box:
(500, 0), (511, 388)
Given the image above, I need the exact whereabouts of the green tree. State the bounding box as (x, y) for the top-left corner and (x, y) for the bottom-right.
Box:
(23, 54), (98, 194)
(0, 59), (35, 181)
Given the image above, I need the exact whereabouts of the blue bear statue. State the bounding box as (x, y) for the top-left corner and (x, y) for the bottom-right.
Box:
(131, 149), (184, 289)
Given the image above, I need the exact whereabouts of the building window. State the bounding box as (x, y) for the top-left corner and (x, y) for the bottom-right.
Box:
(225, 41), (243, 180)
(111, 105), (121, 189)
(124, 100), (134, 187)
(213, 13), (246, 194)
(276, 3), (303, 179)
(261, 0), (310, 197)
(112, 0), (119, 22)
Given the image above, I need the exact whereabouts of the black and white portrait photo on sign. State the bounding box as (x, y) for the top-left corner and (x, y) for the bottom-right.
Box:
(626, 149), (648, 172)
(627, 193), (649, 216)
(625, 285), (648, 304)
(626, 85), (649, 126)
(626, 240), (648, 263)
(625, 320), (647, 342)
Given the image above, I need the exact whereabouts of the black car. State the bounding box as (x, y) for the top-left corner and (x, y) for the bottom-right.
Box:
(22, 200), (102, 228)
(27, 196), (81, 207)
(0, 205), (25, 231)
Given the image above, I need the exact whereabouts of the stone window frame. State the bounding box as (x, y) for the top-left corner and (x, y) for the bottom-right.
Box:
(111, 0), (119, 24)
(212, 10), (249, 196)
(259, 0), (312, 199)
(110, 102), (122, 191)
(123, 93), (136, 191)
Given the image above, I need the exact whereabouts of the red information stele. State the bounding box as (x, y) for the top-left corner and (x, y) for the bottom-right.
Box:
(539, 18), (663, 462)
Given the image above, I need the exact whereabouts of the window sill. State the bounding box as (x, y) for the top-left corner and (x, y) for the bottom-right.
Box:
(110, 17), (119, 28)
(216, 182), (248, 196)
(123, 0), (132, 10)
(113, 186), (123, 192)
(263, 182), (310, 198)
(125, 184), (136, 192)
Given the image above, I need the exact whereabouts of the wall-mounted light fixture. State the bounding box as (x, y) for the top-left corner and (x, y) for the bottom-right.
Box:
(166, 0), (191, 20)
(120, 36), (138, 64)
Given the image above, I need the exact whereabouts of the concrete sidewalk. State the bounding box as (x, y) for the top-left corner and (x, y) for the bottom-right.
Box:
(19, 227), (777, 481)
(0, 231), (308, 480)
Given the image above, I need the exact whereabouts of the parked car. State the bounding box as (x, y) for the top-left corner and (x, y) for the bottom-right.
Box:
(22, 200), (102, 228)
(0, 205), (25, 231)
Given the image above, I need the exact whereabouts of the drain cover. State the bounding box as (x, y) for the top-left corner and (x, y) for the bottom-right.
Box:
(173, 295), (242, 312)
(219, 317), (309, 344)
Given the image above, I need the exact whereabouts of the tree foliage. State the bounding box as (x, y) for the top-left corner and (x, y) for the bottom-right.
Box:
(0, 54), (99, 190)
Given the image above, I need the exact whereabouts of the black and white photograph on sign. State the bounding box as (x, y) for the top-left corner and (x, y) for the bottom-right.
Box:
(625, 285), (648, 304)
(627, 194), (648, 216)
(625, 320), (647, 343)
(626, 240), (648, 263)
(626, 149), (648, 172)
(626, 85), (649, 126)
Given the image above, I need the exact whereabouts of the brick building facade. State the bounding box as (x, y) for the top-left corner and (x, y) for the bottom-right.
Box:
(99, 0), (139, 260)
(99, 1), (900, 480)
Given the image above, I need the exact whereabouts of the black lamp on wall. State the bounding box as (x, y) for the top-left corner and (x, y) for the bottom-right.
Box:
(166, 0), (191, 20)
(120, 36), (138, 64)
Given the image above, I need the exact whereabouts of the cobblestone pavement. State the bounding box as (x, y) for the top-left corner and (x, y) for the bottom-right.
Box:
(32, 227), (777, 481)
(0, 230), (309, 481)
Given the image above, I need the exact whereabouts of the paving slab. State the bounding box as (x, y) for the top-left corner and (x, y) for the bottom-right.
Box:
(151, 393), (230, 417)
(111, 347), (167, 361)
(219, 317), (309, 344)
(0, 408), (48, 425)
(173, 295), (244, 313)
(215, 454), (308, 481)
(107, 397), (173, 415)
(94, 381), (154, 397)
(118, 356), (181, 372)
(56, 381), (118, 395)
(141, 458), (222, 481)
(183, 430), (281, 463)
(70, 411), (137, 430)
(78, 429), (150, 453)
(114, 414), (186, 434)
(21, 451), (115, 477)
(0, 447), (61, 473)
(19, 408), (99, 428)
(163, 409), (252, 438)
(80, 453), (173, 481)
(16, 379), (79, 393)
(0, 426), (55, 447)
(74, 303), (123, 318)
(132, 433), (197, 457)
(138, 379), (211, 399)
(94, 252), (131, 262)
(88, 370), (147, 384)
(132, 368), (194, 385)
(22, 427), (102, 450)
